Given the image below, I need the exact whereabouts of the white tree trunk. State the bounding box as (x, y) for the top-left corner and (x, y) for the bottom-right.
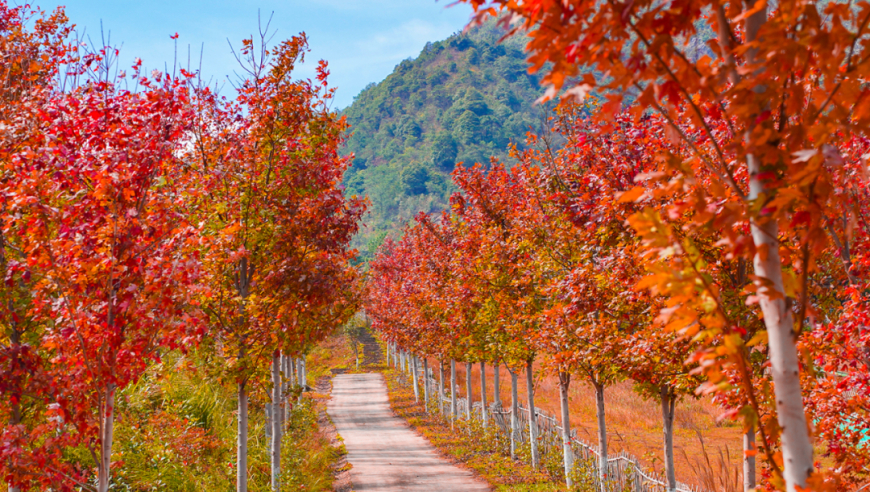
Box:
(480, 361), (488, 428)
(266, 403), (272, 442)
(438, 361), (445, 415)
(271, 352), (282, 491)
(450, 360), (457, 422)
(593, 380), (608, 491)
(412, 355), (420, 403)
(237, 381), (248, 492)
(741, 5), (813, 490)
(493, 362), (501, 409)
(299, 357), (307, 390)
(281, 355), (289, 427)
(526, 359), (539, 469)
(510, 368), (519, 460)
(558, 372), (574, 489)
(465, 362), (473, 420)
(423, 358), (430, 413)
(660, 385), (677, 492)
(744, 423), (756, 491)
(748, 168), (814, 491)
(97, 384), (116, 492)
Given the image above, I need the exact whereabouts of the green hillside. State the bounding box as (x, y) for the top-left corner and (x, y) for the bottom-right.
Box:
(340, 21), (547, 260)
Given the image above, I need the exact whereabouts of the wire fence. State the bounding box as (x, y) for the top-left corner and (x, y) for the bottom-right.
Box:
(399, 365), (710, 492)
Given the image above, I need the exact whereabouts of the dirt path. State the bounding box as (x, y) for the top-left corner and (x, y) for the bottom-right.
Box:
(328, 372), (491, 491)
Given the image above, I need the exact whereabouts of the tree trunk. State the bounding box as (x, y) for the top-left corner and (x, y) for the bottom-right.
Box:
(660, 385), (677, 492)
(353, 342), (359, 370)
(527, 359), (539, 469)
(266, 403), (272, 442)
(480, 361), (488, 428)
(97, 384), (116, 492)
(558, 371), (574, 490)
(450, 360), (457, 422)
(271, 352), (282, 491)
(423, 358), (430, 413)
(741, 6), (813, 490)
(510, 368), (519, 460)
(237, 380), (248, 492)
(744, 423), (756, 491)
(412, 355), (420, 403)
(299, 357), (307, 390)
(593, 379), (608, 491)
(465, 362), (473, 420)
(493, 361), (501, 409)
(438, 361), (445, 415)
(282, 355), (289, 428)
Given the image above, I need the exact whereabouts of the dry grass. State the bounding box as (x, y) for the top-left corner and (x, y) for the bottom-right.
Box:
(430, 359), (744, 491)
(382, 368), (567, 491)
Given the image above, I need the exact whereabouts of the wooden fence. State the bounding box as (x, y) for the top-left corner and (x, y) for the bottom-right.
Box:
(400, 366), (710, 492)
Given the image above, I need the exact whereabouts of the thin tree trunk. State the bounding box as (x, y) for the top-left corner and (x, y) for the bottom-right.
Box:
(741, 6), (813, 490)
(299, 356), (307, 390)
(465, 362), (473, 420)
(271, 351), (282, 491)
(480, 361), (488, 428)
(237, 380), (248, 492)
(423, 358), (430, 413)
(593, 379), (608, 491)
(744, 423), (756, 491)
(493, 361), (501, 409)
(97, 384), (116, 492)
(266, 403), (272, 442)
(412, 355), (420, 402)
(510, 368), (519, 460)
(527, 359), (539, 469)
(438, 361), (445, 415)
(296, 358), (303, 387)
(558, 372), (574, 489)
(660, 385), (677, 492)
(450, 360), (457, 422)
(282, 355), (289, 427)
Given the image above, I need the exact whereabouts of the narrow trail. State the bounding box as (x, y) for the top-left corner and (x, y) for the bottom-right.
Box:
(327, 372), (491, 492)
(358, 325), (384, 367)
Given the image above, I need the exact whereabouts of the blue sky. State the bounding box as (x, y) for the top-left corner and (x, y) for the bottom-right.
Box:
(34, 0), (475, 108)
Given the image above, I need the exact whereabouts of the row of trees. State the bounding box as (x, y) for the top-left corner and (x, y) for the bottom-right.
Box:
(0, 4), (364, 491)
(369, 1), (870, 490)
(368, 101), (870, 491)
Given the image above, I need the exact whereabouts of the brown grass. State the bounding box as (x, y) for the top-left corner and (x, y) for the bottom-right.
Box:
(382, 368), (565, 491)
(427, 359), (744, 491)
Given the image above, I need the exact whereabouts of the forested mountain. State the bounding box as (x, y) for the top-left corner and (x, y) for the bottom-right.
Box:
(341, 20), (547, 258)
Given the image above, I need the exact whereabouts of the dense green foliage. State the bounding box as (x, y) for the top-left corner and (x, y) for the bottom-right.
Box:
(341, 21), (547, 257)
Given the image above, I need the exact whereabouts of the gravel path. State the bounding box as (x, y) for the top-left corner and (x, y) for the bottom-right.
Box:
(328, 373), (491, 491)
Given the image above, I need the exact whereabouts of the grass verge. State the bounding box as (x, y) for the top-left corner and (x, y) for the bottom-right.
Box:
(381, 367), (571, 492)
